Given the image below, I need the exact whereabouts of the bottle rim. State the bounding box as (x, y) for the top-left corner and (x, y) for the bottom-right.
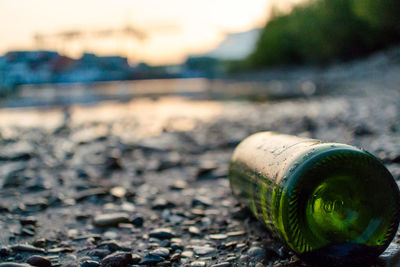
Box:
(278, 144), (400, 261)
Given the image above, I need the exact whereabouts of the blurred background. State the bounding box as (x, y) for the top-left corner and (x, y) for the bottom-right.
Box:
(1, 0), (400, 265)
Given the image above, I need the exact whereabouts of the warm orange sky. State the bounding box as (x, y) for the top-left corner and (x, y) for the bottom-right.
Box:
(0, 0), (304, 65)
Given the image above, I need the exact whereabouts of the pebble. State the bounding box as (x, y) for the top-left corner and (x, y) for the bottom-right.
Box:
(93, 213), (130, 227)
(181, 251), (194, 258)
(131, 216), (144, 227)
(193, 246), (217, 256)
(0, 247), (10, 257)
(211, 263), (230, 267)
(149, 247), (170, 258)
(209, 234), (227, 240)
(247, 247), (266, 262)
(170, 253), (181, 262)
(189, 226), (201, 235)
(227, 231), (246, 237)
(88, 249), (111, 259)
(10, 244), (46, 254)
(169, 180), (187, 190)
(110, 187), (126, 198)
(26, 255), (52, 267)
(0, 263), (32, 267)
(139, 254), (164, 264)
(100, 252), (132, 267)
(81, 261), (101, 267)
(19, 216), (38, 226)
(192, 196), (213, 207)
(149, 228), (175, 239)
(191, 261), (206, 267)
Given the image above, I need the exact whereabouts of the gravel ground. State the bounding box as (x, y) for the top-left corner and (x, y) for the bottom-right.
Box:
(1, 51), (400, 266)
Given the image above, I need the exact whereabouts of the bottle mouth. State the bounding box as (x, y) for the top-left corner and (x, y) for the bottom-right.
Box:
(280, 146), (400, 261)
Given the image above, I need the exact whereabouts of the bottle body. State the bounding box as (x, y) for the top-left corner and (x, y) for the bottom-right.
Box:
(229, 132), (400, 264)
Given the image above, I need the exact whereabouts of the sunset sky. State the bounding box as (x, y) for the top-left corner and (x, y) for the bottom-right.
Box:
(0, 0), (304, 65)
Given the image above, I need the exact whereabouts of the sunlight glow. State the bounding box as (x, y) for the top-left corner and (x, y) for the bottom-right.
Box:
(0, 0), (304, 65)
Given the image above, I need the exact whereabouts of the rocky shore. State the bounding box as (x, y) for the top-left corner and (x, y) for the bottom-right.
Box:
(1, 48), (400, 266)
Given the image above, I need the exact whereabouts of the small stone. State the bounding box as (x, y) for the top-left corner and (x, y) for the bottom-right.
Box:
(211, 263), (230, 267)
(378, 243), (400, 267)
(255, 263), (264, 267)
(193, 246), (217, 256)
(100, 252), (132, 267)
(189, 226), (201, 235)
(169, 180), (187, 190)
(110, 187), (126, 198)
(150, 247), (170, 258)
(131, 216), (144, 227)
(247, 247), (266, 262)
(191, 261), (206, 267)
(0, 263), (32, 267)
(192, 196), (213, 207)
(170, 253), (181, 262)
(152, 198), (176, 210)
(97, 241), (131, 252)
(88, 249), (111, 259)
(0, 247), (10, 257)
(181, 251), (193, 258)
(139, 254), (164, 264)
(10, 244), (46, 254)
(227, 231), (246, 237)
(26, 255), (52, 267)
(81, 261), (100, 267)
(75, 188), (109, 202)
(20, 216), (37, 226)
(131, 254), (141, 264)
(149, 228), (175, 239)
(93, 213), (130, 227)
(209, 234), (227, 240)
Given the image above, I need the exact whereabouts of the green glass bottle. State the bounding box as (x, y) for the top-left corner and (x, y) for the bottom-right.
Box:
(229, 132), (400, 265)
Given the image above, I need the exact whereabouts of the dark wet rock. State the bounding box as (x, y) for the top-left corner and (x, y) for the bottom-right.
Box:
(391, 155), (400, 164)
(100, 252), (133, 267)
(211, 262), (230, 267)
(105, 155), (122, 171)
(139, 254), (164, 264)
(10, 244), (46, 254)
(149, 247), (170, 258)
(131, 216), (144, 227)
(193, 246), (217, 256)
(93, 213), (130, 227)
(97, 241), (131, 252)
(26, 255), (52, 267)
(81, 260), (101, 267)
(0, 162), (26, 188)
(353, 124), (374, 136)
(20, 216), (37, 226)
(149, 228), (175, 239)
(0, 247), (10, 257)
(88, 249), (112, 259)
(0, 263), (32, 267)
(0, 204), (10, 213)
(196, 161), (218, 179)
(247, 247), (266, 262)
(192, 196), (213, 207)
